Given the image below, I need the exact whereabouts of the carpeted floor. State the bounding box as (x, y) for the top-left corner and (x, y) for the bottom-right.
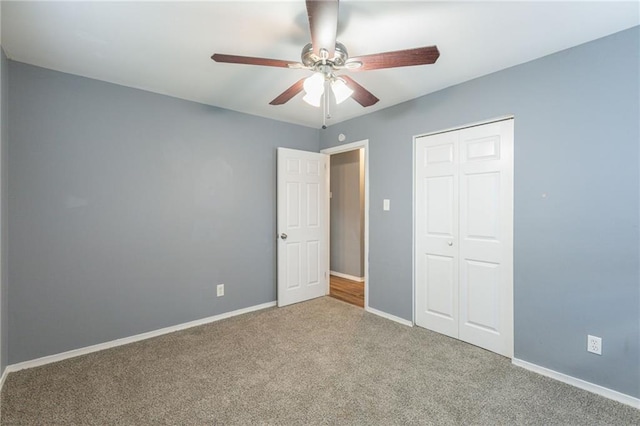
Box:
(1, 297), (638, 425)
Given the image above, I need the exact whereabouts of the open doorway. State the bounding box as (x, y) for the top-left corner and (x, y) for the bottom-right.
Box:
(322, 140), (369, 309)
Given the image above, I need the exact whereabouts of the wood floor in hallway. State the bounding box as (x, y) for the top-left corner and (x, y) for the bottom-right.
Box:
(329, 275), (364, 308)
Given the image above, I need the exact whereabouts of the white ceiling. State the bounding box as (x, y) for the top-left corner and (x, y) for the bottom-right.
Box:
(2, 1), (638, 128)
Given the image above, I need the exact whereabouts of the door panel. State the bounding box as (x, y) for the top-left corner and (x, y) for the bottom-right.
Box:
(286, 182), (300, 228)
(461, 259), (500, 332)
(464, 172), (500, 241)
(458, 120), (513, 357)
(425, 254), (456, 319)
(286, 243), (301, 289)
(307, 183), (320, 226)
(426, 176), (455, 236)
(425, 143), (454, 164)
(463, 136), (501, 162)
(415, 132), (459, 338)
(277, 148), (328, 307)
(307, 240), (320, 285)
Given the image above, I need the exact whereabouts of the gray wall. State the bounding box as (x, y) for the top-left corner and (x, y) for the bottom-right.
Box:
(7, 61), (319, 364)
(0, 47), (7, 374)
(330, 150), (364, 278)
(320, 27), (640, 398)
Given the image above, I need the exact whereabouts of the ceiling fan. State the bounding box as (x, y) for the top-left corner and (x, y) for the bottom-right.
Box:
(211, 0), (439, 122)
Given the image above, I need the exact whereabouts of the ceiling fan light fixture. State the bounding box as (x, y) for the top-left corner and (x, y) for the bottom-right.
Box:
(303, 72), (325, 96)
(303, 72), (325, 107)
(331, 78), (353, 104)
(211, 0), (440, 113)
(302, 92), (323, 107)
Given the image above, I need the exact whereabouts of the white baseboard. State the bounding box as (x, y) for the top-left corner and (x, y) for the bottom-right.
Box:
(366, 306), (413, 327)
(5, 301), (276, 374)
(330, 271), (364, 282)
(512, 358), (639, 409)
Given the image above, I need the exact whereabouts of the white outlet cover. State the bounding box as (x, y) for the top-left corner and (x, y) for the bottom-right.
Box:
(587, 335), (602, 355)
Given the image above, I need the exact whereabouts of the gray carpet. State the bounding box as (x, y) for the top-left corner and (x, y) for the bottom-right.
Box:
(1, 297), (638, 425)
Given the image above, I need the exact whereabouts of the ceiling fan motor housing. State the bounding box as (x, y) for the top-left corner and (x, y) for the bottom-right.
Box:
(301, 42), (348, 69)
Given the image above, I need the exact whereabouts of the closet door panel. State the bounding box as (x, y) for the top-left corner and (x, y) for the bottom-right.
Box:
(415, 132), (459, 338)
(458, 120), (513, 357)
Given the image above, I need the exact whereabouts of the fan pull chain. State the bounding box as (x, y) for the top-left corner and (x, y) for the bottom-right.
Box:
(321, 92), (326, 129)
(322, 80), (329, 129)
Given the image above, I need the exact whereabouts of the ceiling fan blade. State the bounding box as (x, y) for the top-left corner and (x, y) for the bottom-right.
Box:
(306, 0), (339, 58)
(340, 75), (379, 107)
(212, 54), (295, 68)
(269, 78), (307, 105)
(348, 46), (440, 71)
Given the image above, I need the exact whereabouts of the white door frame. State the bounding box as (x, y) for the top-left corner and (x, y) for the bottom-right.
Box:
(321, 140), (369, 310)
(412, 116), (514, 356)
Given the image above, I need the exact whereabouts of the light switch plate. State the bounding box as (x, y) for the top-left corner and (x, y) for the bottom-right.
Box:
(383, 199), (390, 211)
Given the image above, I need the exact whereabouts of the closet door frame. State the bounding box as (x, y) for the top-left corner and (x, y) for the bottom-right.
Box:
(413, 116), (514, 358)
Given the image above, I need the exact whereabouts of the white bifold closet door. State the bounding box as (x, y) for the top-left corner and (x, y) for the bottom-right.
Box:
(415, 119), (514, 357)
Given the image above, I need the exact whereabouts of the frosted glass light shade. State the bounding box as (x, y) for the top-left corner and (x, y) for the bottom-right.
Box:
(303, 73), (325, 107)
(304, 73), (325, 95)
(331, 78), (353, 104)
(302, 92), (323, 107)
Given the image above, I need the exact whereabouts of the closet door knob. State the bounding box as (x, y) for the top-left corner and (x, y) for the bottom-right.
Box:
(280, 233), (288, 240)
(448, 241), (453, 246)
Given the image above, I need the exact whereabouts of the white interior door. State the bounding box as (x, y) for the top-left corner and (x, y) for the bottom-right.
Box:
(415, 119), (513, 358)
(277, 148), (329, 307)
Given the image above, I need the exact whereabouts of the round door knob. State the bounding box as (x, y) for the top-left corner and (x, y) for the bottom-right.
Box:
(448, 241), (453, 246)
(280, 233), (288, 240)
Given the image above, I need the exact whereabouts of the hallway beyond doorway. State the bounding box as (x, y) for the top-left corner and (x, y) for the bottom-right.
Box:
(329, 275), (364, 308)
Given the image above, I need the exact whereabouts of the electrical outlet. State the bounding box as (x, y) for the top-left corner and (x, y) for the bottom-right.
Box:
(217, 284), (224, 297)
(587, 335), (602, 355)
